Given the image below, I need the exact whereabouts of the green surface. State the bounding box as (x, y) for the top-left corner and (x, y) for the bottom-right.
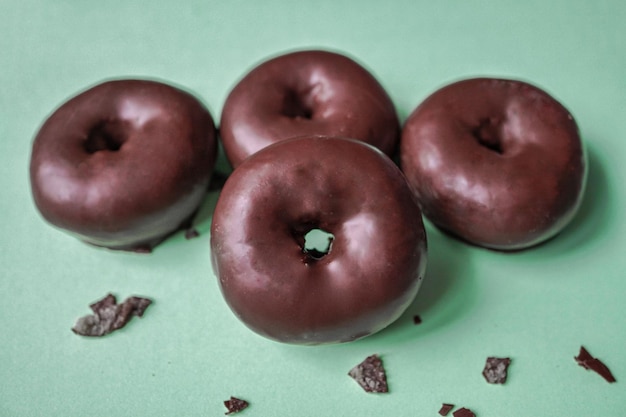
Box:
(1, 0), (624, 416)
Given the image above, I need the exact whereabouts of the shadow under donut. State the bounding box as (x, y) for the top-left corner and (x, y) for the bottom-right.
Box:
(189, 137), (233, 229)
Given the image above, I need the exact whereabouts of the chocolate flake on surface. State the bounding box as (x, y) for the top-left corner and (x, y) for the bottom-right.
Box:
(348, 354), (389, 393)
(453, 407), (476, 417)
(482, 356), (511, 384)
(575, 346), (616, 383)
(72, 293), (152, 337)
(413, 314), (422, 325)
(224, 396), (249, 414)
(439, 403), (455, 416)
(185, 227), (200, 239)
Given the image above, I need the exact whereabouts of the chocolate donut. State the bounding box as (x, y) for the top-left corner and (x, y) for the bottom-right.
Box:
(30, 79), (217, 251)
(219, 50), (400, 168)
(401, 78), (586, 250)
(211, 136), (427, 344)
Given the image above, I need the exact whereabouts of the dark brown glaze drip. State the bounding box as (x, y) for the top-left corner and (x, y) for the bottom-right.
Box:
(400, 78), (586, 250)
(30, 79), (217, 251)
(210, 136), (427, 344)
(220, 50), (400, 168)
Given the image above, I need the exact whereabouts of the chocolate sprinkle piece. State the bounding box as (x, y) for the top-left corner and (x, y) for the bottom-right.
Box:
(453, 407), (476, 417)
(72, 293), (152, 337)
(224, 397), (249, 415)
(348, 354), (389, 393)
(185, 227), (200, 240)
(439, 403), (455, 416)
(482, 356), (511, 384)
(413, 315), (422, 325)
(575, 346), (616, 383)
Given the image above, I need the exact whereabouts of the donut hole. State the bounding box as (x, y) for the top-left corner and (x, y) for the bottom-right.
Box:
(302, 228), (334, 260)
(472, 117), (503, 154)
(281, 89), (314, 120)
(84, 121), (127, 154)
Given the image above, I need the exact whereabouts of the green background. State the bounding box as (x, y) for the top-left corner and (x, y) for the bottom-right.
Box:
(1, 0), (624, 416)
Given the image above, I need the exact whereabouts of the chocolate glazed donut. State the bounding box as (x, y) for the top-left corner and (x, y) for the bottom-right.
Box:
(30, 79), (217, 252)
(401, 78), (587, 250)
(211, 136), (427, 344)
(220, 50), (400, 168)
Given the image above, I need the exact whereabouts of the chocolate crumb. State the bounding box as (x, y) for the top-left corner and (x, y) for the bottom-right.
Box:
(575, 346), (616, 383)
(72, 293), (152, 337)
(439, 403), (455, 416)
(224, 396), (249, 414)
(185, 227), (200, 240)
(413, 315), (422, 325)
(453, 407), (476, 417)
(482, 356), (511, 384)
(348, 354), (388, 393)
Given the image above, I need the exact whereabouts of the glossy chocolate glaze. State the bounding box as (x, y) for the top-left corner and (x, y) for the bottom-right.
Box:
(401, 78), (586, 250)
(211, 136), (427, 344)
(30, 79), (217, 251)
(220, 50), (400, 168)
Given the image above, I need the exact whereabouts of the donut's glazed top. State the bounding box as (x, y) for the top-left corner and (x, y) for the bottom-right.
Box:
(211, 136), (427, 344)
(220, 50), (400, 167)
(30, 80), (217, 250)
(401, 78), (586, 250)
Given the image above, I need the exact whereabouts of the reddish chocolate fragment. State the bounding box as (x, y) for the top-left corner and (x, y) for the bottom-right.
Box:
(224, 396), (249, 415)
(453, 407), (476, 417)
(439, 403), (455, 416)
(185, 227), (200, 240)
(482, 356), (511, 384)
(72, 293), (152, 337)
(348, 354), (389, 393)
(413, 315), (422, 325)
(575, 346), (616, 383)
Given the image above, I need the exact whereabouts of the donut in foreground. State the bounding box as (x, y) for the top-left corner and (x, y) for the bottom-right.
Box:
(220, 50), (400, 168)
(30, 79), (217, 252)
(211, 136), (427, 344)
(401, 78), (586, 250)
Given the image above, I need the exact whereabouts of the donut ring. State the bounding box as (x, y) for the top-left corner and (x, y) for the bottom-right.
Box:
(401, 78), (586, 250)
(211, 136), (427, 344)
(220, 50), (400, 168)
(30, 79), (217, 251)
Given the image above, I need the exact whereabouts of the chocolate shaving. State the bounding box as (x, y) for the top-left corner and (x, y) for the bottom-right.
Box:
(482, 356), (511, 384)
(72, 293), (152, 337)
(224, 396), (249, 414)
(575, 346), (616, 383)
(439, 403), (455, 416)
(185, 227), (200, 240)
(453, 407), (476, 417)
(348, 354), (388, 393)
(413, 314), (422, 325)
